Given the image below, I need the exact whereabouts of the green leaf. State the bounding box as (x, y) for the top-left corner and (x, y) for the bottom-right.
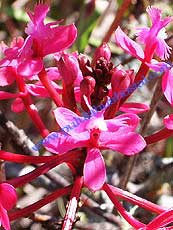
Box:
(74, 9), (100, 53)
(5, 6), (28, 22)
(165, 137), (173, 157)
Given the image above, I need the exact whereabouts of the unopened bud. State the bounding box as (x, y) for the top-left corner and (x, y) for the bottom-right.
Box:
(93, 42), (111, 65)
(111, 65), (134, 93)
(80, 76), (96, 96)
(57, 53), (82, 85)
(80, 76), (96, 111)
(78, 54), (93, 77)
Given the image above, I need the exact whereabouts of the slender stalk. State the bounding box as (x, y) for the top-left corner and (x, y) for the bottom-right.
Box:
(38, 68), (63, 107)
(0, 150), (57, 164)
(119, 77), (163, 189)
(62, 82), (77, 113)
(106, 184), (166, 215)
(140, 77), (163, 134)
(145, 128), (173, 145)
(6, 160), (59, 187)
(102, 0), (132, 43)
(6, 150), (81, 187)
(62, 176), (83, 230)
(147, 209), (173, 229)
(0, 160), (5, 182)
(16, 74), (49, 138)
(103, 183), (146, 229)
(9, 186), (72, 221)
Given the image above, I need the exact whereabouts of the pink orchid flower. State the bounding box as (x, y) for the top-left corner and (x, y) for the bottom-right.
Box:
(164, 114), (173, 130)
(0, 67), (62, 113)
(0, 183), (17, 230)
(162, 67), (173, 106)
(115, 7), (172, 62)
(0, 4), (77, 85)
(43, 107), (146, 191)
(25, 4), (77, 57)
(0, 37), (42, 86)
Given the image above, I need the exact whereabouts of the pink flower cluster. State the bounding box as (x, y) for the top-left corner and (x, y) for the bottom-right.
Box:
(0, 3), (173, 230)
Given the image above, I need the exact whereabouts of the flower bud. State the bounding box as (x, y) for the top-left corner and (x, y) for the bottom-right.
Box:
(80, 76), (95, 96)
(92, 42), (111, 65)
(80, 76), (96, 111)
(57, 53), (83, 86)
(78, 54), (93, 77)
(111, 65), (134, 94)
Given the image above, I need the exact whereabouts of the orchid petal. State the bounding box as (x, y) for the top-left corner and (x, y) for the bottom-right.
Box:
(17, 58), (43, 76)
(119, 103), (150, 114)
(115, 27), (144, 61)
(147, 6), (162, 25)
(0, 67), (16, 86)
(0, 91), (19, 100)
(11, 98), (25, 113)
(155, 36), (172, 60)
(164, 114), (173, 130)
(27, 84), (50, 97)
(106, 113), (140, 132)
(43, 132), (88, 154)
(146, 60), (171, 72)
(27, 82), (62, 97)
(136, 27), (150, 45)
(42, 24), (77, 56)
(26, 4), (49, 25)
(0, 183), (17, 210)
(0, 204), (10, 230)
(100, 131), (146, 155)
(162, 69), (173, 106)
(53, 107), (85, 135)
(147, 6), (172, 28)
(46, 67), (61, 80)
(84, 148), (106, 191)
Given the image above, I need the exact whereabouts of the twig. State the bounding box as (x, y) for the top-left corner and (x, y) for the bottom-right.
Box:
(102, 0), (132, 43)
(119, 76), (163, 189)
(0, 110), (39, 156)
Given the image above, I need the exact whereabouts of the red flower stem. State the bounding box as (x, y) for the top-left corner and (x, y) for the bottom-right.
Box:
(134, 62), (149, 83)
(106, 184), (166, 215)
(62, 176), (83, 230)
(38, 68), (63, 107)
(102, 0), (132, 43)
(15, 74), (49, 138)
(5, 150), (81, 187)
(62, 83), (77, 113)
(104, 99), (120, 119)
(0, 150), (57, 164)
(103, 183), (146, 229)
(6, 160), (59, 187)
(145, 128), (173, 145)
(9, 185), (72, 221)
(147, 209), (173, 229)
(119, 63), (149, 108)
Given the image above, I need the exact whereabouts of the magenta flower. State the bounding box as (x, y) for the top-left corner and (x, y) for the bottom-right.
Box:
(25, 4), (77, 57)
(0, 183), (17, 230)
(0, 3), (77, 85)
(43, 107), (146, 191)
(0, 67), (62, 113)
(0, 37), (42, 85)
(162, 68), (173, 106)
(164, 114), (173, 130)
(115, 7), (172, 62)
